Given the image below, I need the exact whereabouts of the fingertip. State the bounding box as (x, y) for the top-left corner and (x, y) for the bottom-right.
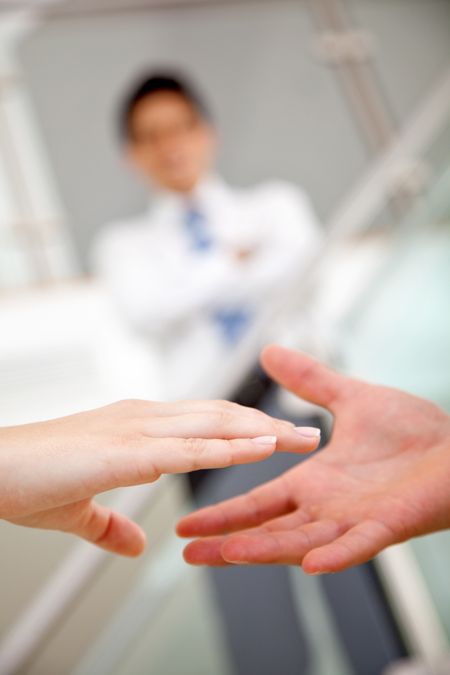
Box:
(183, 539), (228, 567)
(132, 529), (147, 556)
(309, 437), (321, 453)
(302, 559), (325, 575)
(260, 343), (282, 369)
(250, 436), (277, 459)
(260, 343), (277, 359)
(303, 568), (325, 576)
(302, 549), (334, 575)
(307, 437), (321, 454)
(120, 527), (147, 558)
(278, 429), (321, 455)
(221, 537), (250, 564)
(176, 518), (193, 538)
(175, 507), (216, 538)
(294, 435), (321, 454)
(294, 426), (321, 440)
(182, 542), (202, 565)
(104, 517), (147, 558)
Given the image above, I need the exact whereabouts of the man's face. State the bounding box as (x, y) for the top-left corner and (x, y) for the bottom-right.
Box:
(126, 91), (216, 194)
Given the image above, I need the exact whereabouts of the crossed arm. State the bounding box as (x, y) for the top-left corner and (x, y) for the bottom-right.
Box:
(178, 345), (450, 574)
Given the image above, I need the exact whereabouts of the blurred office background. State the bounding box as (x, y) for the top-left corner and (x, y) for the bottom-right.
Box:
(0, 1), (450, 674)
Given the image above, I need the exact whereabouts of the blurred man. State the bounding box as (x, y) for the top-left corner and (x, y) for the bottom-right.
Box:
(93, 72), (322, 398)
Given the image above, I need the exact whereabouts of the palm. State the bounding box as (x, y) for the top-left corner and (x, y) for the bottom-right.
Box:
(178, 346), (450, 573)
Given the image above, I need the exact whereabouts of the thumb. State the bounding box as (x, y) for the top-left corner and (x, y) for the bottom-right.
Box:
(260, 345), (346, 411)
(72, 501), (146, 557)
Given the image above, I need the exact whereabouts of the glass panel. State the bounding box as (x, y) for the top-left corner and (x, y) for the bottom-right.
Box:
(336, 117), (450, 650)
(341, 163), (450, 410)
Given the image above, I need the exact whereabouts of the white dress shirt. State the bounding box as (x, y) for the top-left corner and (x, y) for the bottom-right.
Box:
(92, 175), (322, 398)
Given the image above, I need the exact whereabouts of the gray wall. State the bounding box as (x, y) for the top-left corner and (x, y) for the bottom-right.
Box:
(17, 0), (450, 266)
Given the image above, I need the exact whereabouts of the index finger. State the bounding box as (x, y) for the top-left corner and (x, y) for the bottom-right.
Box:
(176, 473), (293, 537)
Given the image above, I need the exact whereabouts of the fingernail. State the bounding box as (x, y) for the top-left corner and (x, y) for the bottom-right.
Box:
(295, 427), (321, 439)
(252, 435), (277, 446)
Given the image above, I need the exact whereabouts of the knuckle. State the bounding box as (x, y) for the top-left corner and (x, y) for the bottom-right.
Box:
(113, 399), (155, 417)
(246, 407), (272, 425)
(297, 528), (313, 550)
(184, 437), (207, 455)
(273, 419), (290, 434)
(213, 399), (236, 411)
(118, 398), (143, 410)
(247, 491), (264, 521)
(214, 399), (247, 417)
(111, 422), (146, 449)
(221, 442), (234, 468)
(109, 399), (143, 418)
(184, 437), (208, 470)
(132, 455), (160, 483)
(211, 409), (233, 428)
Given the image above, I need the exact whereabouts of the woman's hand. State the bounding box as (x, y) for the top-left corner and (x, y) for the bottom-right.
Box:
(0, 398), (319, 556)
(178, 346), (450, 573)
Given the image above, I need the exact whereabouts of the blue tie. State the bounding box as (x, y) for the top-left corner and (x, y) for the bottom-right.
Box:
(182, 204), (251, 345)
(212, 308), (252, 345)
(183, 204), (214, 252)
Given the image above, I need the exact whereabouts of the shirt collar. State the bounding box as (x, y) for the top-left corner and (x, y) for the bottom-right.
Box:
(147, 174), (228, 218)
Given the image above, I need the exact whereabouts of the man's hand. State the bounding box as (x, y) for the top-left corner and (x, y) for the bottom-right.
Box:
(178, 345), (450, 573)
(0, 398), (318, 557)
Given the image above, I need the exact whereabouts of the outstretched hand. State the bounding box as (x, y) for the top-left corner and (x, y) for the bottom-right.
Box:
(178, 345), (450, 573)
(0, 398), (318, 557)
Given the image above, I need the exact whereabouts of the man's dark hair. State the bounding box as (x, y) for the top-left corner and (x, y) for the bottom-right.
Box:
(119, 71), (211, 140)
